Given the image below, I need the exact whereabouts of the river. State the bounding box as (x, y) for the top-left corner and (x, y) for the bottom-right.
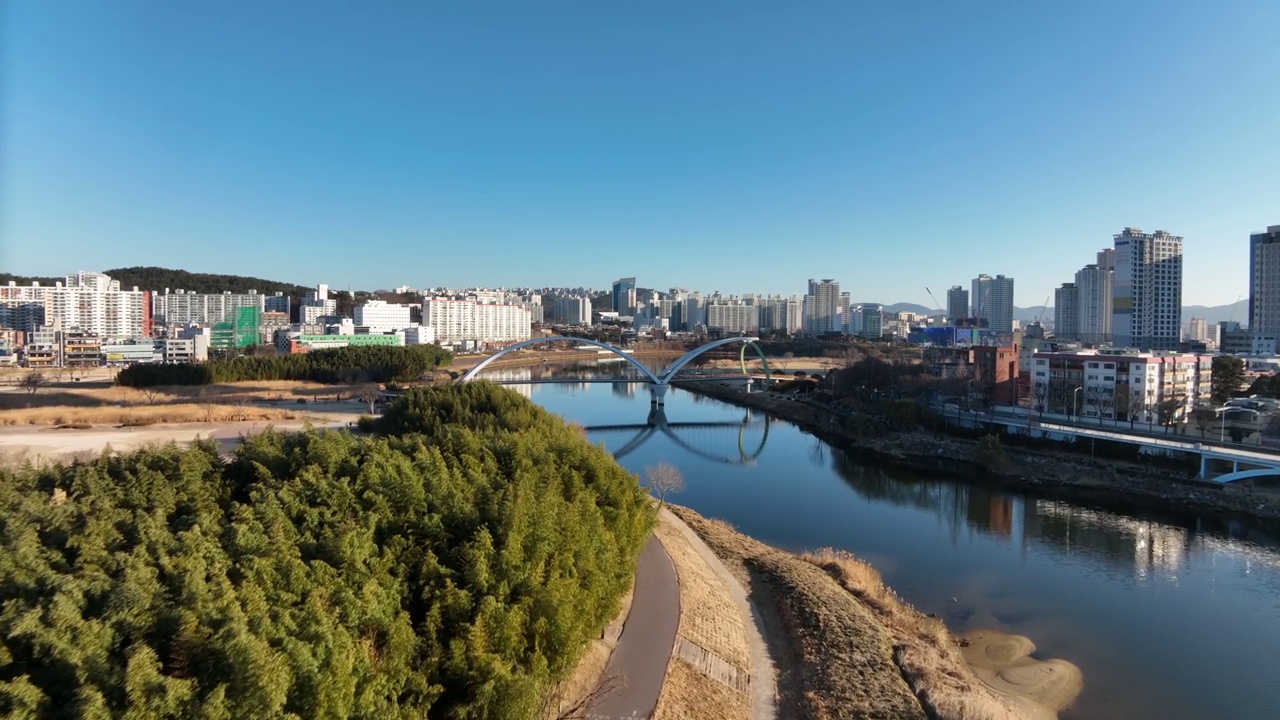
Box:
(492, 365), (1280, 720)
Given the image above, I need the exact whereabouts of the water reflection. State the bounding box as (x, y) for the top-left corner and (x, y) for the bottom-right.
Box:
(585, 403), (771, 465)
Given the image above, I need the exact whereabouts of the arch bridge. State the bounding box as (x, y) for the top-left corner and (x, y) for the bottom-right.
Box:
(458, 336), (772, 404)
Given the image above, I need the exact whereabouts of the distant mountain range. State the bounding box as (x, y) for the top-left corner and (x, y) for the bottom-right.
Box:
(871, 300), (1249, 327)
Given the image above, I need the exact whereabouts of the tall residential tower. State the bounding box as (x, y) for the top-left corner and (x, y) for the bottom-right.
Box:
(1112, 227), (1183, 351)
(972, 274), (1015, 333)
(1250, 226), (1280, 351)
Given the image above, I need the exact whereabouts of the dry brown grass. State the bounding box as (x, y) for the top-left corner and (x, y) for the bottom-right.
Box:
(670, 505), (927, 720)
(801, 548), (1027, 720)
(0, 403), (302, 426)
(651, 515), (751, 720)
(0, 380), (338, 426)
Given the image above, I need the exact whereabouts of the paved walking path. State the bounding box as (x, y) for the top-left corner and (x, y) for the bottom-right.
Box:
(585, 534), (680, 720)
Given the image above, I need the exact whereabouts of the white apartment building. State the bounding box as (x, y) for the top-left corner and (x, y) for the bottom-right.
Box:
(1029, 349), (1210, 425)
(153, 289), (268, 326)
(0, 272), (149, 338)
(421, 297), (530, 346)
(354, 300), (413, 332)
(706, 300), (760, 334)
(300, 284), (338, 324)
(1075, 259), (1113, 345)
(972, 274), (1015, 334)
(1187, 317), (1211, 344)
(1249, 225), (1280, 352)
(1113, 227), (1183, 351)
(551, 296), (592, 325)
(759, 295), (802, 333)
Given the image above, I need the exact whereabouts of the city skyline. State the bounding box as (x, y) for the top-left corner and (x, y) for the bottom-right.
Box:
(4, 4), (1279, 306)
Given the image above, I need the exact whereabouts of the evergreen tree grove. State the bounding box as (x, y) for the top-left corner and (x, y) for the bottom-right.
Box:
(0, 383), (654, 719)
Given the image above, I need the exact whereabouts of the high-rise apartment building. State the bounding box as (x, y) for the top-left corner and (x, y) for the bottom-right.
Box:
(153, 289), (280, 327)
(759, 295), (803, 334)
(612, 277), (637, 316)
(1074, 261), (1113, 345)
(706, 297), (760, 334)
(972, 274), (1015, 333)
(946, 286), (969, 324)
(1249, 225), (1280, 350)
(1187, 317), (1210, 343)
(421, 297), (530, 345)
(1054, 283), (1079, 339)
(0, 272), (150, 338)
(551, 296), (592, 325)
(1112, 227), (1183, 351)
(806, 279), (840, 333)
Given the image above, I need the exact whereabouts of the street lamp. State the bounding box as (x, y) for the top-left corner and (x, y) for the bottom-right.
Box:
(1073, 386), (1083, 421)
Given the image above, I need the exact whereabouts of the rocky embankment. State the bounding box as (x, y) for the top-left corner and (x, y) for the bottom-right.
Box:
(681, 382), (1280, 528)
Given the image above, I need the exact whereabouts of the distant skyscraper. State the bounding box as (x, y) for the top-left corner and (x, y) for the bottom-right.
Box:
(946, 286), (969, 324)
(1250, 225), (1280, 346)
(1187, 316), (1210, 343)
(972, 274), (1014, 334)
(806, 279), (840, 333)
(838, 292), (851, 333)
(1054, 283), (1079, 340)
(1074, 259), (1113, 344)
(611, 277), (636, 316)
(1112, 227), (1183, 350)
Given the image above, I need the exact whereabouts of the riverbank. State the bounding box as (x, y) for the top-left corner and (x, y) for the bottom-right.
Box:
(681, 382), (1280, 528)
(668, 505), (1080, 719)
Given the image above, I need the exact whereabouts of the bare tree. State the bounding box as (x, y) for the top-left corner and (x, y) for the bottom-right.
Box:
(230, 397), (252, 422)
(1192, 406), (1216, 438)
(21, 372), (46, 396)
(1031, 382), (1049, 417)
(355, 383), (383, 414)
(195, 388), (219, 423)
(140, 387), (165, 405)
(778, 351), (794, 372)
(643, 463), (685, 510)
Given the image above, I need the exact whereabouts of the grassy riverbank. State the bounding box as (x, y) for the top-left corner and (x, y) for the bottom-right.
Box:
(669, 505), (1080, 719)
(682, 382), (1280, 528)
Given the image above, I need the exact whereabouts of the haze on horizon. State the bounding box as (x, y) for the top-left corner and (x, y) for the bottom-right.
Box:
(2, 2), (1277, 307)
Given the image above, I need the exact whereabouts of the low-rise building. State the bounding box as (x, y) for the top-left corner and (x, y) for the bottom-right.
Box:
(62, 331), (103, 368)
(355, 300), (413, 333)
(1029, 349), (1211, 425)
(102, 339), (161, 365)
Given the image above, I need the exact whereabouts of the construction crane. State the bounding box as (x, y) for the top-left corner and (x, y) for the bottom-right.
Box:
(1227, 294), (1243, 325)
(924, 287), (943, 317)
(1035, 296), (1050, 325)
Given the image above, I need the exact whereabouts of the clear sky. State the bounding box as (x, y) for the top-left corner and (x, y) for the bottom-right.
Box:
(2, 1), (1277, 307)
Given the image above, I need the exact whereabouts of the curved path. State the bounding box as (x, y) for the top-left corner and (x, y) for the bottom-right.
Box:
(585, 535), (680, 720)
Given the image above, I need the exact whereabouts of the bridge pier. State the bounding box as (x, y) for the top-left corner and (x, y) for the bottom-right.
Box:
(649, 383), (669, 406)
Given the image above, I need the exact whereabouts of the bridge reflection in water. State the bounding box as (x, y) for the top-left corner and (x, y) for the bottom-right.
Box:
(584, 404), (770, 465)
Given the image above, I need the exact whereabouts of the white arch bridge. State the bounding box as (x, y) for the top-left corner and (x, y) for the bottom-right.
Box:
(457, 336), (771, 405)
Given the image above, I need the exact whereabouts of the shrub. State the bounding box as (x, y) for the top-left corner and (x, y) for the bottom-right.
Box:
(975, 434), (1010, 471)
(117, 345), (453, 388)
(356, 414), (377, 432)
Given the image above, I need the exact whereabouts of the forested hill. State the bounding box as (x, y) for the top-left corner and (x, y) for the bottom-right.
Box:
(103, 267), (312, 296)
(0, 267), (310, 297)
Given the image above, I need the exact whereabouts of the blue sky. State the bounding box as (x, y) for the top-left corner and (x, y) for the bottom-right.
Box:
(2, 1), (1277, 307)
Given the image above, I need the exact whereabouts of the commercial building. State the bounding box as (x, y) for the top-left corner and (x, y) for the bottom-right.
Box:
(849, 304), (883, 338)
(972, 274), (1015, 334)
(1112, 227), (1183, 351)
(926, 344), (1021, 405)
(286, 333), (404, 353)
(354, 300), (413, 333)
(62, 331), (103, 368)
(403, 326), (437, 345)
(612, 277), (637, 316)
(947, 286), (969, 325)
(1028, 349), (1210, 424)
(1249, 225), (1280, 353)
(421, 297), (531, 346)
(102, 339), (161, 365)
(805, 279), (841, 333)
(1054, 284), (1079, 340)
